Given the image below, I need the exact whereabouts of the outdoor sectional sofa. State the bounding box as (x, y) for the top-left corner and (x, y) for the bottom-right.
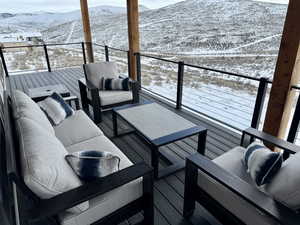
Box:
(0, 90), (153, 225)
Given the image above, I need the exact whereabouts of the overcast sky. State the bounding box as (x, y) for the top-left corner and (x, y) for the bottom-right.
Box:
(0, 0), (289, 13)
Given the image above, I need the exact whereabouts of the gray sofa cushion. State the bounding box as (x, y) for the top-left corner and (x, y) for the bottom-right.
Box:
(59, 135), (143, 225)
(17, 117), (89, 213)
(12, 90), (54, 135)
(84, 62), (119, 89)
(54, 110), (104, 147)
(263, 151), (300, 211)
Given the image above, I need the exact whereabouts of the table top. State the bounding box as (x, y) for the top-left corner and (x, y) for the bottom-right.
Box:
(114, 102), (205, 145)
(27, 84), (70, 99)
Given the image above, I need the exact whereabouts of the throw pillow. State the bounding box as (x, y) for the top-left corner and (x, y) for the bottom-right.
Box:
(244, 142), (283, 186)
(101, 77), (131, 91)
(65, 150), (121, 181)
(38, 92), (74, 125)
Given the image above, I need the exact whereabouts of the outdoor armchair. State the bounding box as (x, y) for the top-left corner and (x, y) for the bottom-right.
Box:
(183, 127), (300, 225)
(79, 62), (139, 123)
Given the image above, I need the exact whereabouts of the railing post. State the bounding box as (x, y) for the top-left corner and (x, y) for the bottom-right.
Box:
(251, 77), (268, 129)
(0, 47), (9, 77)
(105, 45), (109, 62)
(135, 52), (141, 86)
(43, 44), (51, 72)
(287, 92), (300, 143)
(127, 51), (131, 78)
(81, 42), (87, 64)
(176, 61), (184, 110)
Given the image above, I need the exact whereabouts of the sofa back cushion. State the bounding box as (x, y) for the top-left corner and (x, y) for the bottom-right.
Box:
(263, 151), (300, 211)
(84, 62), (119, 89)
(12, 90), (54, 135)
(17, 117), (89, 213)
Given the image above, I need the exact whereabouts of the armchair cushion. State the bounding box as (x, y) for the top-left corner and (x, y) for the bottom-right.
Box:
(84, 62), (119, 89)
(264, 151), (300, 211)
(213, 146), (254, 185)
(87, 90), (133, 106)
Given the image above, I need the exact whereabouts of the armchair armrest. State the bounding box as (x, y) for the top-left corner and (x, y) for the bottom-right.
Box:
(186, 153), (300, 225)
(63, 96), (80, 110)
(243, 127), (300, 154)
(78, 78), (99, 91)
(26, 162), (153, 222)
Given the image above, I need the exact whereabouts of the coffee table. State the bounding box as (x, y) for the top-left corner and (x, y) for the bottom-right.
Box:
(113, 102), (207, 179)
(27, 84), (70, 102)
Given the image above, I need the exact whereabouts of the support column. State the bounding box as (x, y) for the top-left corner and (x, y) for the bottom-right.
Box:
(278, 47), (300, 139)
(127, 0), (140, 80)
(263, 0), (300, 138)
(80, 0), (94, 63)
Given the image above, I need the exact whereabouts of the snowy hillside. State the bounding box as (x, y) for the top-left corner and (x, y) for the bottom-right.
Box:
(0, 5), (149, 33)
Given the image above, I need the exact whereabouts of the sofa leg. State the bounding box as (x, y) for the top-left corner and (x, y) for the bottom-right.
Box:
(183, 159), (198, 218)
(143, 171), (154, 225)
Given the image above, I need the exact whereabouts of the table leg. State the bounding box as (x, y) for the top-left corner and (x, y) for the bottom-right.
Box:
(112, 111), (118, 137)
(151, 145), (159, 179)
(197, 129), (207, 155)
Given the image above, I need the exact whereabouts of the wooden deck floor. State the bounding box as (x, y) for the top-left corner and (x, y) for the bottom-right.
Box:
(7, 67), (242, 225)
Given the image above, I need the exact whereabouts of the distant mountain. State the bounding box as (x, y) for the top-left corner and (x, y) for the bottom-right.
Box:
(0, 5), (149, 34)
(0, 13), (15, 19)
(42, 0), (286, 54)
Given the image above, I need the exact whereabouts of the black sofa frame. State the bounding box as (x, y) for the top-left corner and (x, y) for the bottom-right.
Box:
(0, 91), (154, 225)
(183, 127), (300, 225)
(79, 64), (140, 124)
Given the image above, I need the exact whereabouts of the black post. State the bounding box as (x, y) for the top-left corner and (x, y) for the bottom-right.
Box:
(127, 51), (131, 78)
(105, 45), (109, 62)
(251, 77), (268, 129)
(176, 61), (184, 110)
(0, 47), (9, 77)
(287, 93), (300, 143)
(81, 42), (87, 64)
(43, 44), (51, 72)
(135, 52), (141, 88)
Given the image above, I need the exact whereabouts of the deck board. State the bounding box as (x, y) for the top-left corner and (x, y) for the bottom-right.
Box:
(6, 67), (242, 225)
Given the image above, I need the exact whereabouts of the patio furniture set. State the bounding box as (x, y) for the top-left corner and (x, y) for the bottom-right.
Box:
(1, 61), (300, 225)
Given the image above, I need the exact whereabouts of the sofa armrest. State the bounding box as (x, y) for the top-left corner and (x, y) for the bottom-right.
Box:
(186, 153), (300, 225)
(242, 127), (300, 154)
(130, 80), (140, 103)
(25, 162), (153, 222)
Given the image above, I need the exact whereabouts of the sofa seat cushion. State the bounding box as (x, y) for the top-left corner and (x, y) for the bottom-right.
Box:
(60, 135), (143, 225)
(87, 90), (133, 106)
(12, 90), (55, 135)
(17, 117), (88, 214)
(212, 146), (254, 185)
(54, 110), (104, 147)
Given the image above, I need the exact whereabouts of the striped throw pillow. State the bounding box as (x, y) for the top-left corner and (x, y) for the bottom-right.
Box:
(101, 77), (131, 91)
(244, 142), (283, 186)
(38, 92), (74, 125)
